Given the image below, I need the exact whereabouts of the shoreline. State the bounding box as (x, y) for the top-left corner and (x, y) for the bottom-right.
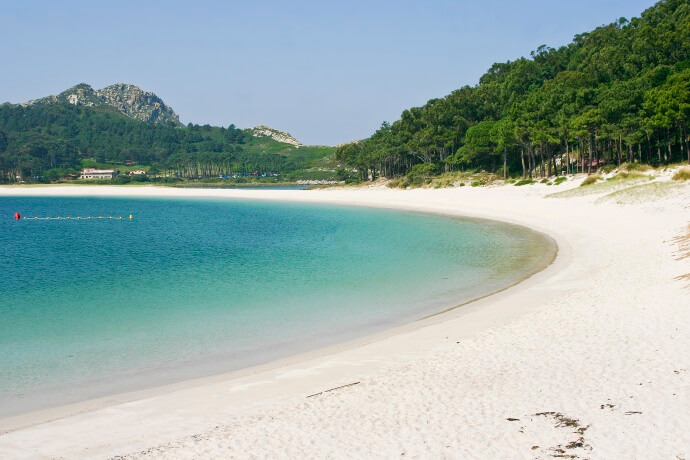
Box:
(0, 182), (688, 458)
(0, 186), (560, 431)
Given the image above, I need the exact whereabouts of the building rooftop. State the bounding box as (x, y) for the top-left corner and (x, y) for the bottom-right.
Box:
(82, 169), (117, 173)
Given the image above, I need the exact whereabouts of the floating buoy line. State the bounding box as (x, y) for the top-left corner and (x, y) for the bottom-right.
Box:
(19, 214), (133, 220)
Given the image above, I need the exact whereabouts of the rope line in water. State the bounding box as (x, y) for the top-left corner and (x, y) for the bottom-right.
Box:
(19, 215), (133, 220)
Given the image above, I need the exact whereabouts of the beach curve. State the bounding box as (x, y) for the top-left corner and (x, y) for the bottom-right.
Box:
(0, 182), (687, 459)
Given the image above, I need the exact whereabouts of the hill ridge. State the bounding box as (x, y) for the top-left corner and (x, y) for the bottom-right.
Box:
(22, 83), (181, 126)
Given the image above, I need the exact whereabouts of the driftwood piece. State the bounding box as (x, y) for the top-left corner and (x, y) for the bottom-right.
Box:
(306, 382), (360, 398)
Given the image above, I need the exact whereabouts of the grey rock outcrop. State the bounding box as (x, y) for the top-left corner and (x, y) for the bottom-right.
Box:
(22, 83), (181, 125)
(250, 125), (301, 147)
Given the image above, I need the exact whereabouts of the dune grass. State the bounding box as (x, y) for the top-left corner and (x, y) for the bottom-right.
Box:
(672, 166), (690, 181)
(581, 174), (603, 186)
(620, 162), (653, 172)
(595, 181), (685, 204)
(514, 179), (536, 186)
(548, 173), (649, 198)
(607, 171), (647, 181)
(389, 170), (501, 189)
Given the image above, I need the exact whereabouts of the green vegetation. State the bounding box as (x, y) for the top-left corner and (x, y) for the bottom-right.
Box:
(514, 179), (536, 186)
(581, 175), (603, 186)
(607, 171), (648, 181)
(620, 162), (654, 172)
(548, 171), (651, 198)
(426, 171), (468, 188)
(554, 176), (568, 185)
(599, 164), (618, 174)
(673, 166), (690, 180)
(0, 102), (336, 183)
(337, 0), (690, 182)
(386, 169), (503, 189)
(596, 180), (684, 204)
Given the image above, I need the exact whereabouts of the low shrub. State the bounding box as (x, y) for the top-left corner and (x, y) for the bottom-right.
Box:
(112, 175), (131, 184)
(387, 178), (403, 188)
(445, 171), (499, 188)
(599, 164), (617, 174)
(337, 168), (360, 184)
(554, 176), (567, 185)
(402, 163), (438, 187)
(609, 171), (646, 181)
(581, 174), (602, 186)
(514, 179), (535, 186)
(621, 162), (652, 172)
(672, 166), (690, 181)
(150, 176), (182, 184)
(129, 174), (149, 183)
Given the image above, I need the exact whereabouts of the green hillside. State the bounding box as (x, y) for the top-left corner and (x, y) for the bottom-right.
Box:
(337, 0), (689, 183)
(0, 101), (336, 183)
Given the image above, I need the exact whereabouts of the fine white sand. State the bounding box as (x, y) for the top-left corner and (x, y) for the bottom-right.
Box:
(0, 174), (688, 459)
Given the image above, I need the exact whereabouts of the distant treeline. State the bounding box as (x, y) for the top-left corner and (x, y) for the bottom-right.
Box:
(0, 103), (312, 182)
(337, 0), (689, 180)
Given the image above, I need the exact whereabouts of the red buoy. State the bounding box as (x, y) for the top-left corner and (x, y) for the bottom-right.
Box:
(14, 212), (21, 220)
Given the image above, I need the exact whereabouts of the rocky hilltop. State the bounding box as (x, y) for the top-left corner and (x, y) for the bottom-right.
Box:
(19, 85), (305, 146)
(22, 83), (181, 125)
(250, 125), (301, 147)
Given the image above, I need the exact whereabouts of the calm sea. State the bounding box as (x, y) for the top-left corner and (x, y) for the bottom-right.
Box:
(0, 196), (554, 417)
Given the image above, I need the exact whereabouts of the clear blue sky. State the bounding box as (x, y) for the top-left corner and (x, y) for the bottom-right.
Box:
(1, 0), (656, 145)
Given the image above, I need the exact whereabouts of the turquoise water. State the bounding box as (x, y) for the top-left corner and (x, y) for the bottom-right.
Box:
(0, 196), (553, 417)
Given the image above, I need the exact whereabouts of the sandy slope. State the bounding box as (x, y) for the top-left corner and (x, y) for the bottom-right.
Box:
(0, 176), (688, 459)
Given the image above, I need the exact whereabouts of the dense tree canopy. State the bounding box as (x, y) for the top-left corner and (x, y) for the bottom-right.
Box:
(0, 102), (326, 182)
(337, 0), (690, 181)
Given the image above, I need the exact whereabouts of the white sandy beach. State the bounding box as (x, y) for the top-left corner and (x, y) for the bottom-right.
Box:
(0, 174), (688, 459)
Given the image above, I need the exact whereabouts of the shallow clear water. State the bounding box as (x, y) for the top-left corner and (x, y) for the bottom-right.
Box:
(0, 196), (553, 417)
